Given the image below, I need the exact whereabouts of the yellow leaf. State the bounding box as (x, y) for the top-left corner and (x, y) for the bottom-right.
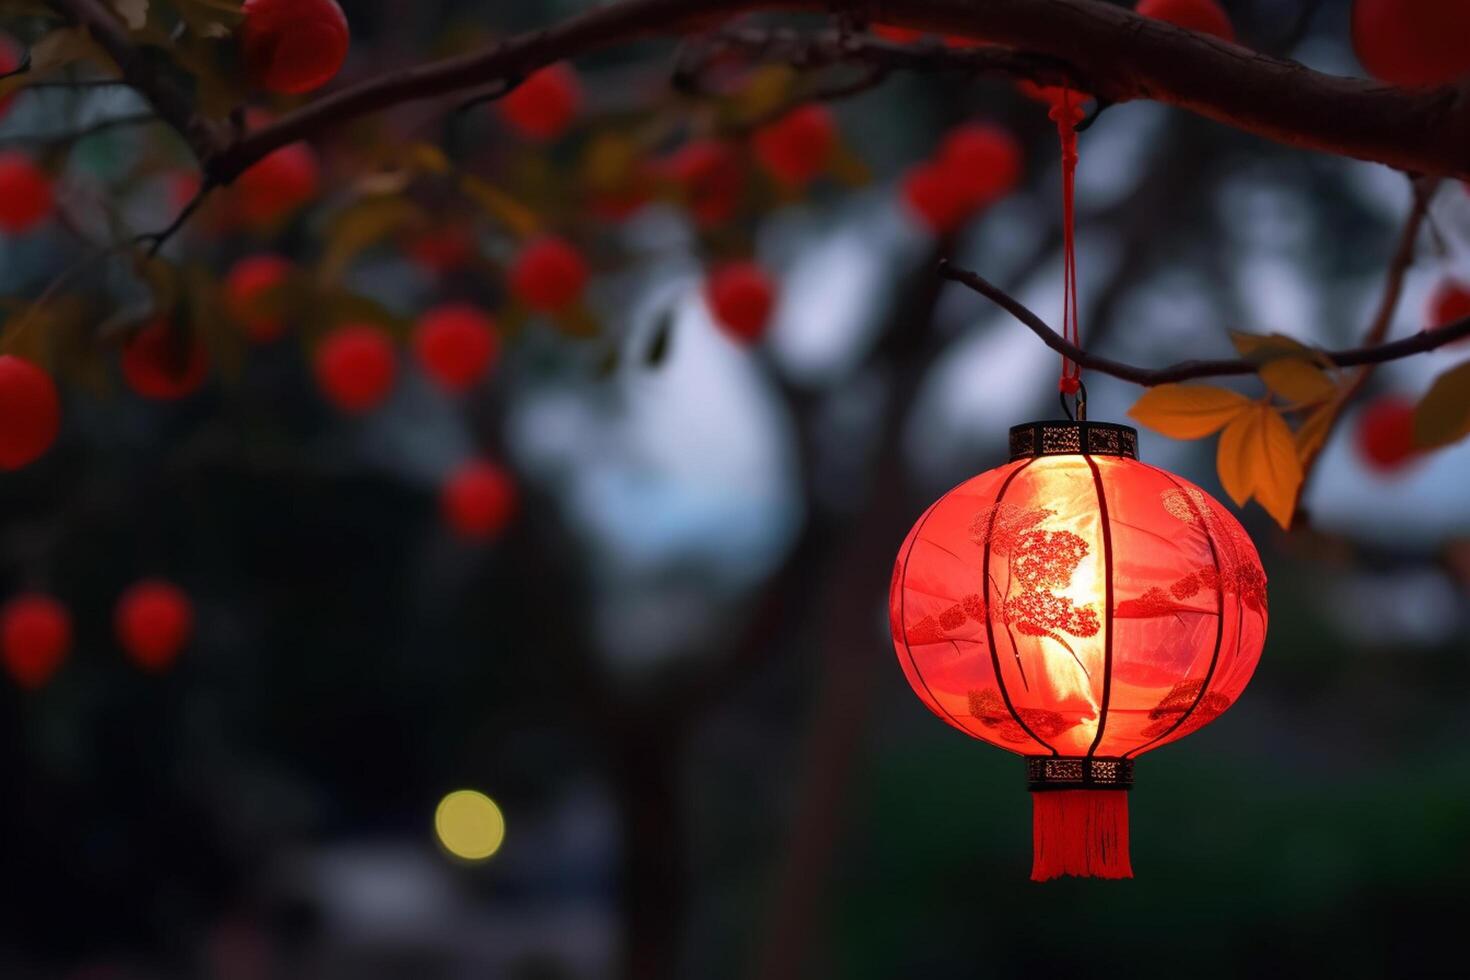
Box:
(1258, 358), (1336, 406)
(110, 0), (148, 30)
(1294, 402), (1337, 463)
(1251, 406), (1303, 530)
(1128, 383), (1251, 439)
(318, 197), (424, 284)
(458, 175), (540, 239)
(1230, 330), (1312, 361)
(730, 65), (796, 124)
(1217, 405), (1302, 529)
(1216, 411), (1256, 508)
(1414, 359), (1470, 448)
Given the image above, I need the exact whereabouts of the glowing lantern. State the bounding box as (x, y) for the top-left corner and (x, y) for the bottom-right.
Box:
(890, 420), (1267, 879)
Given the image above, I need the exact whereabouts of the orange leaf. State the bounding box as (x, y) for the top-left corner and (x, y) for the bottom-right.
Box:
(1258, 358), (1336, 406)
(1129, 383), (1251, 439)
(1217, 404), (1302, 529)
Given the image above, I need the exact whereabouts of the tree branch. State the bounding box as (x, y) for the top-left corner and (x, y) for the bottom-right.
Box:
(1294, 178), (1437, 509)
(939, 259), (1470, 387)
(62, 0), (1465, 188)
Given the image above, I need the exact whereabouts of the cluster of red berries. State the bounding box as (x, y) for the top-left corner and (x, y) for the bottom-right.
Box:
(901, 122), (1024, 235)
(0, 580), (193, 690)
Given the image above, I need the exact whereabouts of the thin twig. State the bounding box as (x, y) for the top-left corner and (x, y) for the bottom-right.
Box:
(939, 257), (1470, 386)
(1293, 177), (1438, 509)
(134, 180), (216, 257)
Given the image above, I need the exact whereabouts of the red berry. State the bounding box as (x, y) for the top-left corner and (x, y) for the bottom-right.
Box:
(121, 320), (209, 401)
(0, 34), (22, 120)
(661, 140), (744, 228)
(0, 153), (53, 234)
(1136, 0), (1235, 41)
(936, 122), (1023, 209)
(412, 304), (498, 393)
(224, 254), (293, 343)
(0, 355), (60, 470)
(509, 236), (589, 314)
(314, 324), (396, 413)
(1, 594), (70, 689)
(441, 460), (517, 540)
(499, 63), (581, 141)
(241, 0), (349, 94)
(1427, 278), (1470, 331)
(409, 228), (475, 276)
(1355, 395), (1421, 473)
(706, 262), (776, 343)
(115, 580), (192, 672)
(1352, 0), (1470, 86)
(872, 24), (923, 42)
(235, 142), (320, 227)
(753, 105), (837, 188)
(900, 161), (971, 235)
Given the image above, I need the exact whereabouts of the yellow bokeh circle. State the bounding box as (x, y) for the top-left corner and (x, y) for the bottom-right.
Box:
(434, 789), (506, 861)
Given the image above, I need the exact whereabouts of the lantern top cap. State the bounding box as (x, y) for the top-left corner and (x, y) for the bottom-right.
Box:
(1008, 420), (1139, 461)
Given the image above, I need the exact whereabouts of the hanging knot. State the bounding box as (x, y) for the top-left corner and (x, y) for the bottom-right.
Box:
(1058, 375), (1081, 395)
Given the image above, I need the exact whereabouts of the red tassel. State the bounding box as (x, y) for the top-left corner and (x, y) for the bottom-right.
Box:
(1030, 790), (1133, 881)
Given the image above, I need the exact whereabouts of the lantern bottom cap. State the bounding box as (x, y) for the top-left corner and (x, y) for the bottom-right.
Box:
(1030, 789), (1133, 881)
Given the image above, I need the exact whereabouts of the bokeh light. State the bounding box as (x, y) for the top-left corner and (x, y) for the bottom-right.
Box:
(434, 790), (506, 862)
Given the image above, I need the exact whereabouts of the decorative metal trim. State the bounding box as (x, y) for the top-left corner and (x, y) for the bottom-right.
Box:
(1025, 756), (1134, 791)
(1009, 421), (1139, 461)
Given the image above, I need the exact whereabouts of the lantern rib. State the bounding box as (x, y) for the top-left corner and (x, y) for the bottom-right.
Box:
(939, 261), (1470, 386)
(978, 458), (1061, 756)
(1082, 456), (1116, 759)
(1122, 466), (1228, 759)
(895, 486), (998, 744)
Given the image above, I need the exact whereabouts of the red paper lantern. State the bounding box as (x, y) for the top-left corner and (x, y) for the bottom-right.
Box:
(0, 35), (22, 121)
(705, 262), (776, 343)
(412, 304), (498, 393)
(121, 320), (209, 401)
(1354, 395), (1420, 473)
(1352, 0), (1470, 87)
(225, 254), (293, 343)
(315, 324), (396, 413)
(441, 461), (517, 540)
(1136, 0), (1235, 42)
(1, 593), (71, 689)
(890, 420), (1267, 879)
(115, 579), (193, 671)
(509, 236), (589, 314)
(499, 63), (581, 142)
(241, 0), (349, 95)
(752, 105), (836, 188)
(0, 355), (60, 470)
(0, 153), (53, 234)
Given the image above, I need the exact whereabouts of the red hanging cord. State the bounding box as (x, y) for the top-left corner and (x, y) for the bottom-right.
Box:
(1049, 88), (1083, 396)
